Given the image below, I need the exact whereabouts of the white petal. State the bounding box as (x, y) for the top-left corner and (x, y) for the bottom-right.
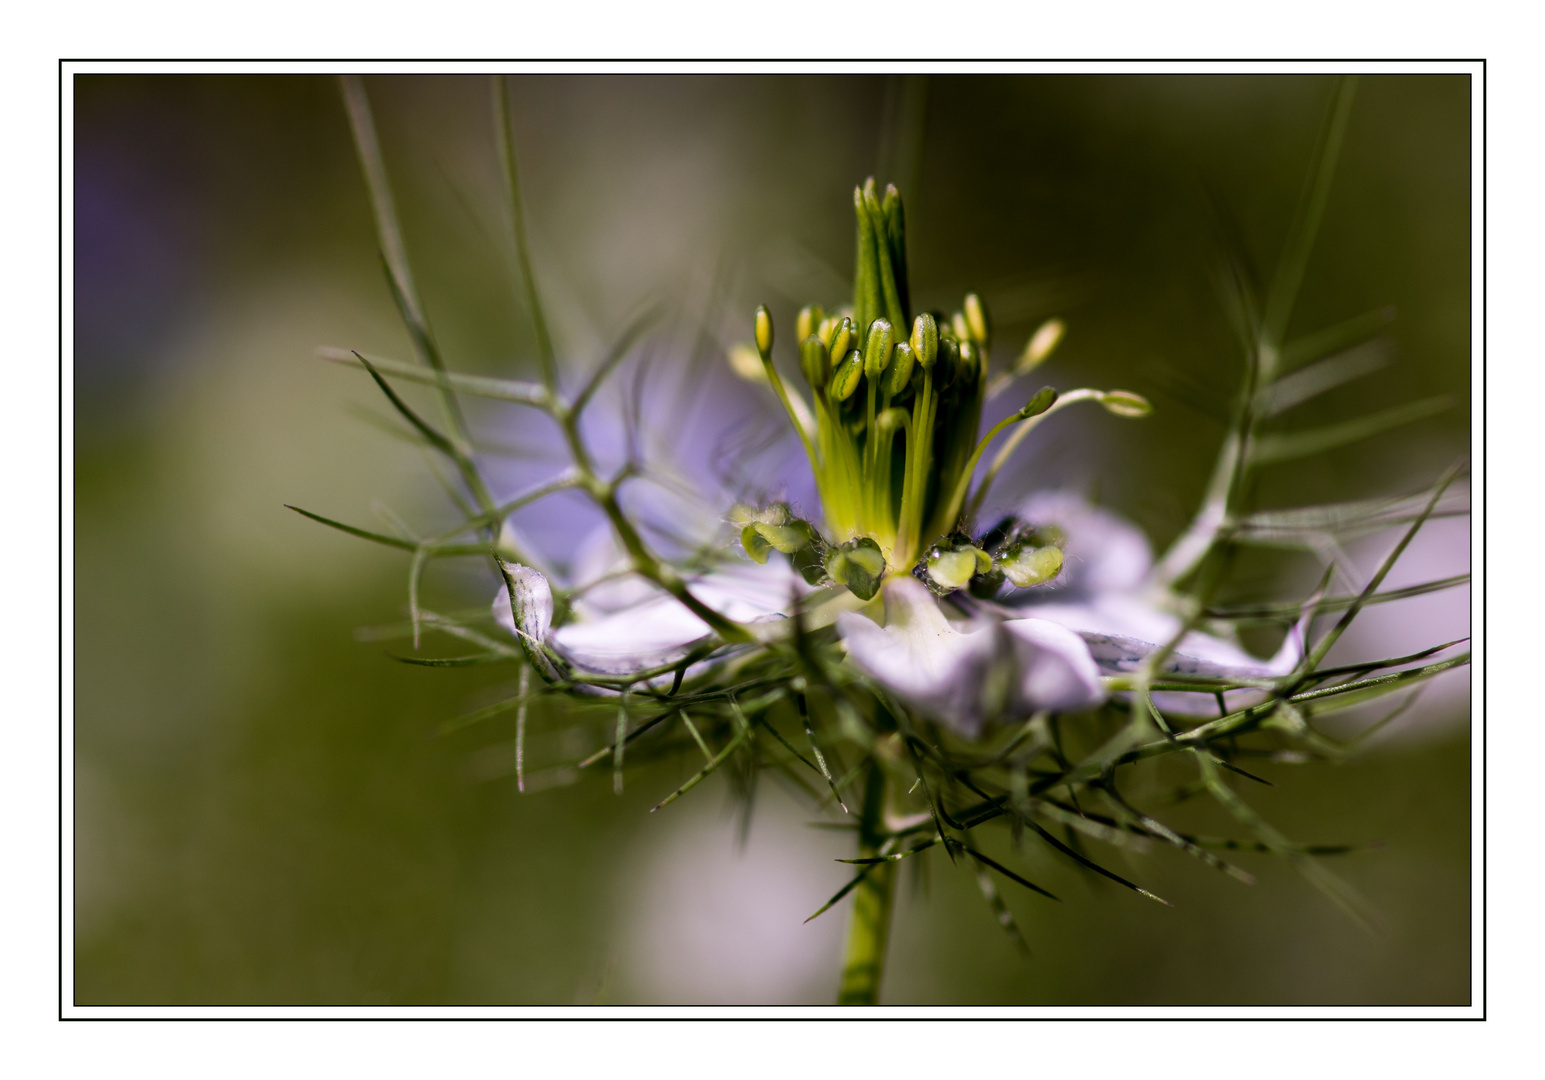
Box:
(837, 577), (998, 735)
(1016, 491), (1153, 596)
(1025, 595), (1302, 717)
(492, 562), (561, 681)
(555, 597), (715, 675)
(494, 549), (806, 678)
(1002, 618), (1107, 713)
(568, 525), (658, 613)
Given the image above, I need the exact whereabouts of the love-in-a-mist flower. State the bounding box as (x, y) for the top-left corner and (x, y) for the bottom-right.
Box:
(724, 180), (1152, 734)
(315, 78), (1471, 1010)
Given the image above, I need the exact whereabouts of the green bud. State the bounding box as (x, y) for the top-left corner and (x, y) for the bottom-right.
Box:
(926, 548), (978, 591)
(999, 542), (1064, 588)
(922, 541), (993, 593)
(862, 318), (894, 379)
(791, 544), (827, 587)
(740, 524), (773, 564)
(827, 317), (854, 361)
(964, 293), (991, 350)
(753, 519), (817, 554)
(1017, 386), (1059, 420)
(910, 313), (938, 371)
(828, 349), (863, 402)
(1016, 317), (1065, 374)
(1101, 390), (1153, 417)
(754, 305), (774, 357)
(884, 340), (915, 397)
(825, 536), (886, 601)
(800, 335), (831, 389)
(796, 304), (824, 345)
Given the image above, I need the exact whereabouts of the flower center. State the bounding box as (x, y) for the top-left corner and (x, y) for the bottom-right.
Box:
(738, 178), (1148, 603)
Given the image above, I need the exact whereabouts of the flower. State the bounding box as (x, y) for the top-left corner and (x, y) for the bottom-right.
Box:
(836, 575), (1104, 737)
(483, 182), (1161, 730)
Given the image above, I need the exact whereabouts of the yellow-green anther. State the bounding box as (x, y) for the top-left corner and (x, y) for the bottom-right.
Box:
(754, 305), (774, 357)
(925, 546), (984, 591)
(796, 304), (824, 345)
(800, 335), (831, 389)
(741, 524), (773, 564)
(999, 543), (1064, 588)
(1017, 386), (1059, 421)
(1101, 390), (1153, 417)
(910, 313), (937, 370)
(884, 341), (915, 396)
(816, 316), (835, 349)
(951, 311), (970, 342)
(829, 349), (863, 401)
(828, 317), (854, 361)
(862, 318), (894, 379)
(964, 293), (991, 350)
(1016, 317), (1065, 374)
(825, 537), (886, 601)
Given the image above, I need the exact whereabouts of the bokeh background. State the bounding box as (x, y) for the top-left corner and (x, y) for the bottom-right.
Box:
(74, 72), (1471, 1006)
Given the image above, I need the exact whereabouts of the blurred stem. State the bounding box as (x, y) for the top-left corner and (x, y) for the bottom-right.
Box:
(837, 765), (896, 1006)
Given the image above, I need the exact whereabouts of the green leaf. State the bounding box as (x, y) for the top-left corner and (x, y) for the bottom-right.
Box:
(804, 863), (875, 924)
(1260, 76), (1359, 359)
(319, 348), (548, 407)
(285, 505), (485, 556)
(960, 842), (1060, 903)
(1251, 396), (1452, 465)
(1257, 338), (1392, 417)
(1206, 574), (1469, 626)
(492, 75), (558, 392)
(1280, 305), (1395, 373)
(390, 652), (509, 668)
(650, 719), (752, 812)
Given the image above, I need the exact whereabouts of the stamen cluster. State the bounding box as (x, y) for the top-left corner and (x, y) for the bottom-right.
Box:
(739, 179), (1136, 601)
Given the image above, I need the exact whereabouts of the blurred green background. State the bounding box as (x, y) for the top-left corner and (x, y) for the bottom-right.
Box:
(74, 73), (1470, 1006)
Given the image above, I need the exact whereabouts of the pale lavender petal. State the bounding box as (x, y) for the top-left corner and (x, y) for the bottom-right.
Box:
(1002, 617), (1107, 713)
(1026, 596), (1286, 672)
(553, 597), (715, 675)
(836, 577), (999, 735)
(494, 545), (805, 677)
(1025, 595), (1302, 717)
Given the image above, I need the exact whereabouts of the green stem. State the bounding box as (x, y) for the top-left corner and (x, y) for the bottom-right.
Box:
(837, 765), (896, 1006)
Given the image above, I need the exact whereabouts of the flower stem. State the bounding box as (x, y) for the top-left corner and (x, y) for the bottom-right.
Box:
(837, 764), (896, 1006)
